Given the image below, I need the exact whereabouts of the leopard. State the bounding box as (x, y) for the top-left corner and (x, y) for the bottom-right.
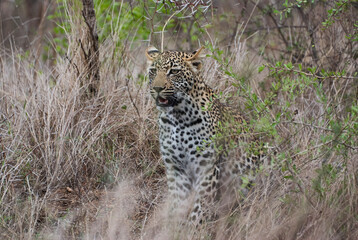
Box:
(145, 46), (264, 224)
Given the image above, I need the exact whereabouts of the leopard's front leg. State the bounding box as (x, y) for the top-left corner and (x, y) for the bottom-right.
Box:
(189, 151), (220, 224)
(164, 161), (194, 219)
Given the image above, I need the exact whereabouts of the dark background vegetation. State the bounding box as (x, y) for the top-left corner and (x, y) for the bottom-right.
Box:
(0, 0), (357, 239)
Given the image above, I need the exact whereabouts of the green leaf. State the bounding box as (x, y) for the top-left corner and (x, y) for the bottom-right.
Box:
(258, 65), (265, 73)
(298, 63), (302, 71)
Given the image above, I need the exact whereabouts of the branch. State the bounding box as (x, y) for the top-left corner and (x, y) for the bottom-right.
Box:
(266, 64), (358, 80)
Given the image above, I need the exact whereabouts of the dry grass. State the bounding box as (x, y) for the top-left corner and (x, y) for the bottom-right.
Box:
(1, 1), (358, 239)
(0, 39), (164, 239)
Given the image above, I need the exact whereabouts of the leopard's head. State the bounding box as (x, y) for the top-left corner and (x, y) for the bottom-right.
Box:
(145, 46), (204, 107)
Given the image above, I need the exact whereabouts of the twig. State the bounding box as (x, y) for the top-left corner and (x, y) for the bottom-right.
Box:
(65, 54), (80, 77)
(161, 11), (180, 52)
(282, 121), (335, 132)
(125, 78), (141, 118)
(246, 25), (307, 32)
(297, 7), (319, 64)
(253, 1), (290, 50)
(267, 64), (358, 80)
(339, 141), (358, 151)
(78, 39), (88, 59)
(287, 165), (317, 210)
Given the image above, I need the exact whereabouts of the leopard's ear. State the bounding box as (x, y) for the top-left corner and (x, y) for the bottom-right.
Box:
(145, 46), (160, 62)
(184, 46), (205, 73)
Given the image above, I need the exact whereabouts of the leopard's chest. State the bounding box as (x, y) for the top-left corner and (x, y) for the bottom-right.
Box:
(158, 105), (215, 172)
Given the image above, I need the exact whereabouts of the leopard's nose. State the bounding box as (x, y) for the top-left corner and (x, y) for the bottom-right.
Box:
(153, 86), (164, 93)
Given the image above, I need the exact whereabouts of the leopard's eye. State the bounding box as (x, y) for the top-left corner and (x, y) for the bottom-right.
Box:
(169, 69), (180, 75)
(149, 68), (157, 75)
